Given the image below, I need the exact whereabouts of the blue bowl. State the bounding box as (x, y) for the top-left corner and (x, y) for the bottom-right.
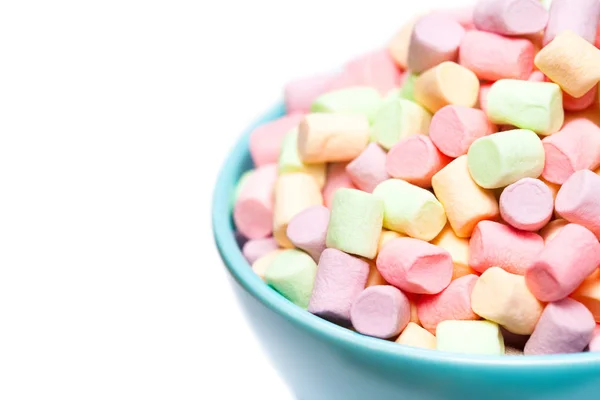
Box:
(212, 103), (600, 400)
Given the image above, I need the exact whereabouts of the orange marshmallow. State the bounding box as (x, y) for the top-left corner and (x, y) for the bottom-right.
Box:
(431, 225), (476, 280)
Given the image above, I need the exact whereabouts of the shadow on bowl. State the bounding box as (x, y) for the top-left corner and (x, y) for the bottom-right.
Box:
(212, 102), (600, 400)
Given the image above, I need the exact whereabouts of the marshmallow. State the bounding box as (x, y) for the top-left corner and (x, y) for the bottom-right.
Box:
(345, 49), (404, 95)
(372, 179), (446, 241)
(543, 0), (600, 45)
(526, 223), (600, 301)
(346, 143), (390, 192)
(471, 267), (544, 335)
(232, 169), (252, 208)
(478, 83), (492, 115)
(350, 285), (411, 339)
(377, 237), (453, 295)
(432, 156), (499, 238)
(535, 30), (600, 98)
(555, 170), (600, 237)
(273, 173), (323, 248)
(528, 70), (546, 82)
(298, 113), (370, 164)
(499, 178), (554, 231)
(542, 119), (600, 184)
(284, 74), (333, 114)
(407, 14), (465, 74)
(311, 87), (383, 122)
(322, 163), (356, 209)
(326, 188), (384, 259)
(265, 249), (318, 309)
(308, 248), (369, 323)
(459, 30), (535, 81)
(252, 249), (285, 281)
(563, 86), (597, 112)
(431, 225), (475, 280)
(539, 218), (568, 243)
(249, 114), (305, 166)
(278, 130), (326, 187)
(389, 15), (422, 69)
(433, 6), (476, 30)
(473, 0), (549, 36)
(396, 322), (437, 350)
(467, 129), (545, 189)
(242, 237), (280, 264)
(286, 205), (330, 262)
(469, 220), (544, 275)
(571, 271), (600, 322)
(524, 298), (596, 355)
(371, 98), (431, 150)
(429, 105), (497, 158)
(486, 80), (563, 135)
(399, 73), (417, 102)
(234, 164), (278, 239)
(417, 274), (479, 334)
(436, 320), (505, 355)
(385, 135), (451, 188)
(414, 62), (480, 114)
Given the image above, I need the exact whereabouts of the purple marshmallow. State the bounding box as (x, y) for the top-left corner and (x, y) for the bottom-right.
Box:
(242, 237), (280, 264)
(286, 205), (330, 262)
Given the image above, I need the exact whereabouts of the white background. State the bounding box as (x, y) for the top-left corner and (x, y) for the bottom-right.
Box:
(0, 0), (471, 398)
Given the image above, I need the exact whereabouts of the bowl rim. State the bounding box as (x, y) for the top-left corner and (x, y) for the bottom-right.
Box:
(212, 102), (600, 369)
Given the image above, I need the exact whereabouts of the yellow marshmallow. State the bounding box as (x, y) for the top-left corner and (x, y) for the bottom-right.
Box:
(471, 267), (544, 335)
(252, 250), (285, 281)
(396, 322), (436, 350)
(431, 225), (475, 280)
(535, 30), (600, 98)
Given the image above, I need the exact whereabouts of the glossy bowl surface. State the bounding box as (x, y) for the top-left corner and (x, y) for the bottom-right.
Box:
(212, 102), (600, 400)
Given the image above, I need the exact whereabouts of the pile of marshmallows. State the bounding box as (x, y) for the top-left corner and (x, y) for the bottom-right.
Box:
(233, 0), (600, 356)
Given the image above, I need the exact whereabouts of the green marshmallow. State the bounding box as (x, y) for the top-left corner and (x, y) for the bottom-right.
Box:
(265, 249), (317, 309)
(436, 320), (505, 356)
(486, 79), (564, 136)
(372, 179), (446, 241)
(399, 73), (417, 102)
(311, 86), (383, 122)
(278, 129), (326, 186)
(371, 98), (432, 150)
(326, 188), (384, 259)
(467, 129), (545, 189)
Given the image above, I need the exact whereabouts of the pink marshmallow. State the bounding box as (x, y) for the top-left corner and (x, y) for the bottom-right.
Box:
(433, 6), (476, 31)
(478, 83), (492, 114)
(385, 135), (451, 188)
(377, 238), (453, 295)
(249, 114), (305, 166)
(345, 49), (404, 94)
(350, 285), (411, 339)
(524, 298), (596, 355)
(542, 119), (600, 184)
(286, 205), (330, 262)
(308, 248), (370, 323)
(233, 164), (278, 239)
(500, 178), (554, 231)
(563, 86), (597, 112)
(322, 163), (357, 209)
(346, 143), (390, 193)
(429, 105), (497, 158)
(242, 237), (280, 264)
(407, 14), (465, 74)
(473, 0), (549, 36)
(284, 74), (334, 114)
(469, 220), (544, 275)
(555, 170), (600, 237)
(417, 274), (480, 334)
(590, 325), (600, 352)
(528, 70), (546, 82)
(526, 223), (600, 302)
(543, 0), (600, 45)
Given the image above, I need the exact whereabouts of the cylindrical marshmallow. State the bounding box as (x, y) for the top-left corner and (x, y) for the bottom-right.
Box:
(284, 74), (333, 114)
(407, 14), (465, 74)
(473, 0), (549, 36)
(286, 205), (330, 262)
(234, 164), (278, 239)
(472, 267), (544, 335)
(524, 298), (596, 355)
(535, 30), (600, 98)
(539, 218), (568, 243)
(298, 113), (370, 164)
(468, 129), (545, 189)
(252, 249), (285, 281)
(249, 114), (305, 166)
(345, 49), (404, 95)
(395, 322), (437, 350)
(432, 156), (500, 238)
(377, 237), (453, 294)
(572, 271), (600, 322)
(563, 86), (597, 112)
(436, 320), (505, 355)
(470, 220), (544, 275)
(346, 143), (390, 193)
(322, 162), (356, 209)
(310, 87), (383, 122)
(326, 188), (384, 259)
(350, 285), (411, 339)
(555, 170), (600, 237)
(265, 249), (318, 309)
(429, 105), (497, 158)
(273, 173), (323, 248)
(417, 274), (479, 334)
(385, 135), (451, 188)
(372, 179), (446, 241)
(242, 237), (280, 264)
(526, 223), (600, 302)
(543, 0), (600, 45)
(528, 70), (546, 82)
(371, 98), (432, 150)
(431, 225), (475, 280)
(432, 6), (476, 30)
(278, 129), (326, 187)
(414, 61), (480, 114)
(486, 80), (564, 135)
(308, 248), (369, 322)
(388, 15), (422, 69)
(542, 119), (600, 184)
(499, 178), (554, 231)
(459, 30), (535, 81)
